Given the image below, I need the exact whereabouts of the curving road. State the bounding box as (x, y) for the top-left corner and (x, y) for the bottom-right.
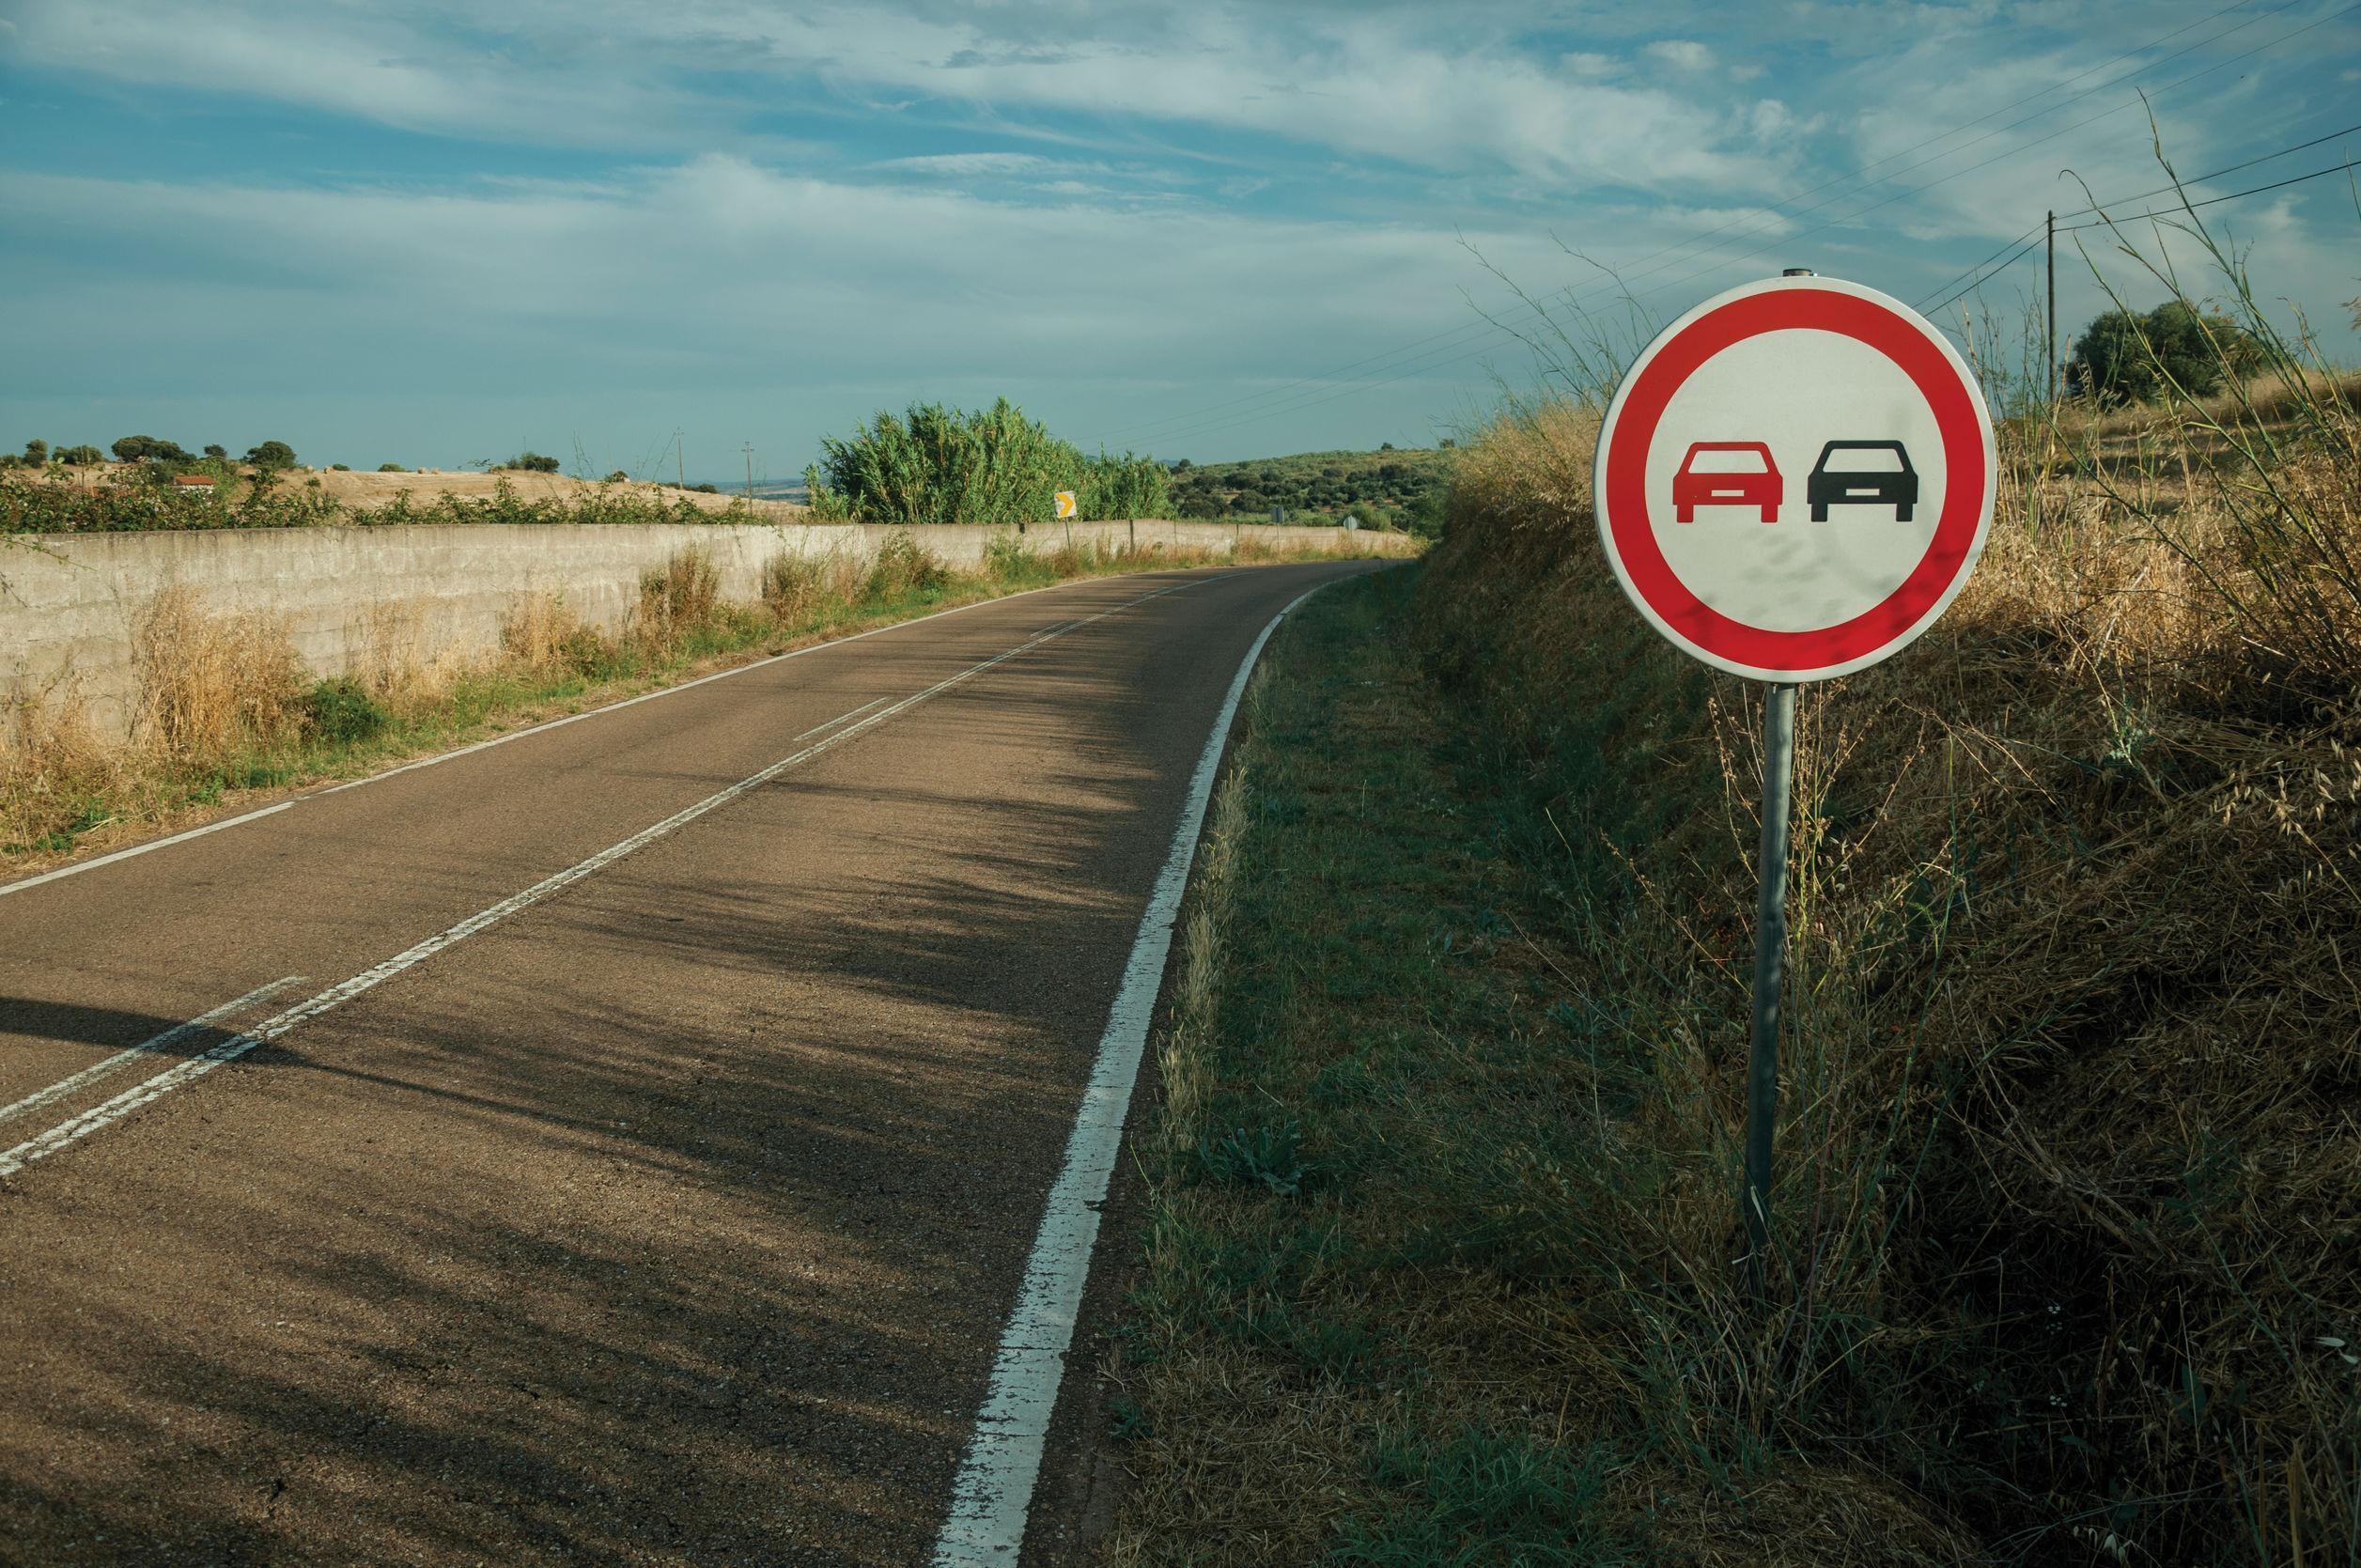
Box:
(0, 561), (1376, 1566)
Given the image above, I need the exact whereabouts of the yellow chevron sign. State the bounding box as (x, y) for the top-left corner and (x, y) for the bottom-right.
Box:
(1053, 490), (1077, 520)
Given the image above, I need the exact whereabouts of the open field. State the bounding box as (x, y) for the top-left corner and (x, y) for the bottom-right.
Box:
(7, 461), (810, 527)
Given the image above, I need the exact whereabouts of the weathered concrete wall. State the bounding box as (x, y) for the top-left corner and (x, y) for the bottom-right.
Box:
(1, 520), (1412, 734)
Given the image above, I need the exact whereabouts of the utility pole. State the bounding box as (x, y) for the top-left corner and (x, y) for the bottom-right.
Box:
(2046, 210), (2058, 408)
(676, 429), (686, 489)
(743, 442), (754, 502)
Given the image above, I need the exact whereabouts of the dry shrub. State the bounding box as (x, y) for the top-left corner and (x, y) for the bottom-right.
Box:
(634, 545), (721, 647)
(131, 586), (303, 762)
(502, 589), (606, 675)
(0, 685), (124, 851)
(762, 549), (867, 624)
(353, 599), (471, 714)
(863, 529), (948, 598)
(1417, 389), (2361, 1560)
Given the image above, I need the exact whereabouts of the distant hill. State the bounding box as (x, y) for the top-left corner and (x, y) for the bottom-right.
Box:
(1166, 445), (1452, 531)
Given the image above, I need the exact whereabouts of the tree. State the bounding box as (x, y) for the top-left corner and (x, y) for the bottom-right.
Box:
(203, 443), (227, 459)
(378, 462), (407, 472)
(244, 440), (297, 470)
(23, 439), (47, 465)
(2068, 300), (2264, 405)
(508, 451), (562, 473)
(56, 444), (103, 466)
(112, 434), (193, 464)
(1379, 441), (1396, 451)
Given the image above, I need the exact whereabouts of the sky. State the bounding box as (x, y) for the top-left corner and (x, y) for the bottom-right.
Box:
(1, 0), (2355, 476)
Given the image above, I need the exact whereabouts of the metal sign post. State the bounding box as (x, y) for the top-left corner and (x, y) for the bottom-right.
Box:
(1591, 268), (1996, 1295)
(1743, 679), (1796, 1289)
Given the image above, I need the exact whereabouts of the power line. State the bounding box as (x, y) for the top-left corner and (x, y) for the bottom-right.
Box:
(1086, 0), (2307, 448)
(1918, 151), (2360, 319)
(2059, 154), (2359, 230)
(2055, 116), (2361, 218)
(1159, 116), (2359, 450)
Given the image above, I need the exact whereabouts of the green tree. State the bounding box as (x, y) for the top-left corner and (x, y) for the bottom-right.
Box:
(508, 451), (562, 473)
(203, 443), (227, 459)
(112, 434), (193, 464)
(2068, 300), (2264, 404)
(56, 444), (103, 466)
(24, 439), (48, 465)
(378, 462), (407, 472)
(244, 440), (298, 470)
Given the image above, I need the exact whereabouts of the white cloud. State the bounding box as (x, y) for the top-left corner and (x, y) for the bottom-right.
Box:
(1643, 39), (1712, 72)
(875, 152), (1056, 177)
(6, 0), (1779, 195)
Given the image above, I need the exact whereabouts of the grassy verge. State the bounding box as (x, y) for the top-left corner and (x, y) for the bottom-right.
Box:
(1112, 566), (1701, 1565)
(0, 533), (1401, 877)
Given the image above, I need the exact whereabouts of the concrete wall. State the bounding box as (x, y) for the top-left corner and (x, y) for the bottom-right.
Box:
(1, 519), (1413, 735)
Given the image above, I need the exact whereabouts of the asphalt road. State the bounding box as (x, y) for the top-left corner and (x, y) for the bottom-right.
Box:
(0, 561), (1373, 1566)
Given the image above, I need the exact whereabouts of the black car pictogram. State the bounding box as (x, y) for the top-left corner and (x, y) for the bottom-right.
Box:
(1807, 441), (1918, 521)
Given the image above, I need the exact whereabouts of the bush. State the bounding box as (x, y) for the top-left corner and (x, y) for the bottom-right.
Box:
(805, 396), (1168, 525)
(300, 677), (391, 745)
(23, 439), (47, 465)
(377, 462), (406, 472)
(56, 444), (102, 466)
(863, 529), (949, 598)
(2068, 300), (2264, 404)
(691, 482), (719, 494)
(604, 470), (629, 483)
(508, 452), (561, 474)
(244, 440), (296, 470)
(329, 463), (350, 471)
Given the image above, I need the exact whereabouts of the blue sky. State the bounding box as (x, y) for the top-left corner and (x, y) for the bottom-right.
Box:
(2, 1), (2355, 475)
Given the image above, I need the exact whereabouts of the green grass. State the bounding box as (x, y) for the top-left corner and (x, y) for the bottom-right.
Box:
(1108, 564), (1676, 1564)
(1166, 445), (1452, 530)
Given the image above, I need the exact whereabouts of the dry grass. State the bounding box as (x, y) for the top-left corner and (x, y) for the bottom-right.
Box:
(130, 586), (303, 762)
(1403, 366), (2361, 1560)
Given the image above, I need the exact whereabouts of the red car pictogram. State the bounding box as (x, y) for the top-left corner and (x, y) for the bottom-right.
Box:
(1672, 442), (1782, 523)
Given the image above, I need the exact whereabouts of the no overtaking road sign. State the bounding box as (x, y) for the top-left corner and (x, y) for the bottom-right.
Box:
(1592, 271), (1996, 1296)
(1593, 273), (1996, 683)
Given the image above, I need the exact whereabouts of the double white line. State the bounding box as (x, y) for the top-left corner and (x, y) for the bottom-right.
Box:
(0, 578), (1213, 1182)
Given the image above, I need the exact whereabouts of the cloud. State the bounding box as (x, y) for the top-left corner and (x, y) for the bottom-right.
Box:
(6, 0), (1781, 195)
(1643, 39), (1713, 72)
(874, 152), (1056, 178)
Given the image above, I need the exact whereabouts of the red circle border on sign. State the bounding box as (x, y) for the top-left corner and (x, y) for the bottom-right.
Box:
(1601, 287), (1989, 672)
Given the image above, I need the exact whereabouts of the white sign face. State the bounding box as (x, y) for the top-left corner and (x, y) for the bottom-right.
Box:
(1053, 490), (1077, 520)
(1593, 274), (1996, 683)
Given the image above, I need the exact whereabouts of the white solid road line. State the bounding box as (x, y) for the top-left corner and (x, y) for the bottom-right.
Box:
(0, 577), (1213, 1182)
(932, 581), (1331, 1565)
(0, 803), (295, 902)
(0, 976), (307, 1129)
(0, 571), (1232, 902)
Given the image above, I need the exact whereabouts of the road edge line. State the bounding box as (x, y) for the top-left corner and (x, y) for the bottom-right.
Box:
(931, 576), (1336, 1565)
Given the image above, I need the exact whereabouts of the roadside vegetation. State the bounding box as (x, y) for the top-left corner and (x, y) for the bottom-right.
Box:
(1166, 442), (1452, 534)
(0, 531), (1397, 873)
(0, 466), (764, 535)
(1111, 221), (2357, 1560)
(803, 396), (1170, 525)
